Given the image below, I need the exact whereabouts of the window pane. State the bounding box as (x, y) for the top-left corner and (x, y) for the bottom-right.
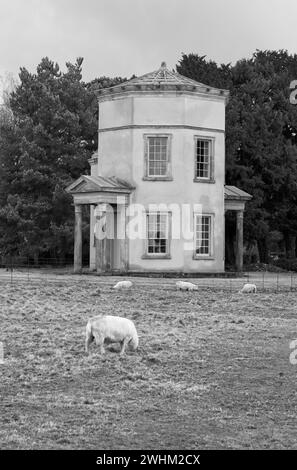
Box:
(147, 213), (169, 255)
(195, 215), (211, 255)
(196, 139), (211, 179)
(147, 137), (169, 176)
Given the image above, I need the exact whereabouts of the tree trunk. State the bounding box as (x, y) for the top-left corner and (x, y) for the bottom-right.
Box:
(284, 233), (296, 258)
(33, 253), (39, 266)
(257, 238), (269, 263)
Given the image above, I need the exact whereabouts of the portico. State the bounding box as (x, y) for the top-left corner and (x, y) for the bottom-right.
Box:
(67, 175), (134, 273)
(224, 185), (252, 272)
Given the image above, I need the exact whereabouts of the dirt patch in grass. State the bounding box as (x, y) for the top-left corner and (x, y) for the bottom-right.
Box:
(1, 278), (297, 449)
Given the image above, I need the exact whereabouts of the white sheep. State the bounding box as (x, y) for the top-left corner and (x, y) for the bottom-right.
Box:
(240, 283), (257, 293)
(176, 280), (198, 291)
(85, 315), (139, 355)
(113, 280), (133, 290)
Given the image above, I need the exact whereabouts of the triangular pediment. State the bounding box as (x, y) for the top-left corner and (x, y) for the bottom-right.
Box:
(66, 175), (135, 195)
(74, 179), (100, 193)
(224, 185), (252, 201)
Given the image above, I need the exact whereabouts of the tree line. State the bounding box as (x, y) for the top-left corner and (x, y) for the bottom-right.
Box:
(1, 51), (297, 265)
(0, 57), (124, 263)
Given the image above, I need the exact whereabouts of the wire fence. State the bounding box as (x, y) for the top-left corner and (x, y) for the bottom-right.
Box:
(0, 256), (76, 268)
(190, 271), (297, 293)
(0, 258), (297, 292)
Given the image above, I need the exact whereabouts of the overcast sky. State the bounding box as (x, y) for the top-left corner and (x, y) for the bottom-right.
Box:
(1, 0), (297, 84)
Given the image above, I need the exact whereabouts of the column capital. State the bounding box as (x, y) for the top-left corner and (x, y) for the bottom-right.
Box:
(74, 204), (82, 213)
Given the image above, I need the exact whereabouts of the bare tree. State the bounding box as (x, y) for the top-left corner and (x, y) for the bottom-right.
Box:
(0, 71), (18, 106)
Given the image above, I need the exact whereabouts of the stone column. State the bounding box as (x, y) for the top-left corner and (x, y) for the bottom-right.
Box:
(74, 205), (82, 273)
(95, 204), (108, 273)
(105, 207), (114, 272)
(236, 210), (244, 272)
(118, 204), (128, 272)
(89, 205), (96, 270)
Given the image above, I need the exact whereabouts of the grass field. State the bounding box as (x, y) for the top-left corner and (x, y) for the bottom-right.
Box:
(1, 277), (297, 449)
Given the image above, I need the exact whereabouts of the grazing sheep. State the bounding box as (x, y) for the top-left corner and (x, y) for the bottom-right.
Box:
(85, 315), (139, 355)
(113, 280), (133, 290)
(240, 283), (257, 293)
(176, 280), (198, 291)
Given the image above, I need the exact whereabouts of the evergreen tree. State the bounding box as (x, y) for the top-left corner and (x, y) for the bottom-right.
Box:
(177, 51), (297, 261)
(0, 57), (125, 262)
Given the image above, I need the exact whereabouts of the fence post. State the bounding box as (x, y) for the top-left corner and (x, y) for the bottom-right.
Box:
(276, 272), (279, 293)
(262, 271), (265, 292)
(291, 272), (293, 292)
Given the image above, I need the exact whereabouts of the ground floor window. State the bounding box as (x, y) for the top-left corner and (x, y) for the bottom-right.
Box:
(194, 214), (213, 257)
(146, 212), (170, 256)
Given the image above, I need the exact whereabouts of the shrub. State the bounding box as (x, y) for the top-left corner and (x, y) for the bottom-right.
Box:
(273, 258), (297, 272)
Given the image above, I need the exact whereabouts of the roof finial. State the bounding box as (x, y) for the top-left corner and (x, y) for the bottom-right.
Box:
(161, 61), (167, 68)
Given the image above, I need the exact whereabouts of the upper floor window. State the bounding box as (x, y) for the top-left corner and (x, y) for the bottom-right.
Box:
(143, 135), (172, 181)
(194, 137), (214, 182)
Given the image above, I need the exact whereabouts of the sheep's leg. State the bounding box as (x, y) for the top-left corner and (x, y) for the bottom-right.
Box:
(93, 332), (105, 355)
(85, 326), (94, 355)
(85, 335), (93, 355)
(120, 337), (130, 356)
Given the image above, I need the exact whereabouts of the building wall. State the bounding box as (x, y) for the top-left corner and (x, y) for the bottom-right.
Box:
(96, 92), (226, 273)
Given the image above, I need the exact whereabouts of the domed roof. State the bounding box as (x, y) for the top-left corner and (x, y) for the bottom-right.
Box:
(97, 62), (229, 100)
